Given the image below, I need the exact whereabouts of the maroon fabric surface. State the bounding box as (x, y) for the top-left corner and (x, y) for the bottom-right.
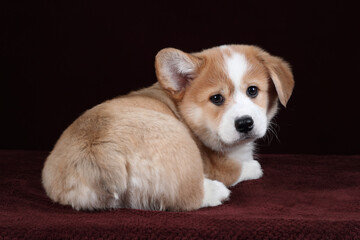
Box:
(0, 150), (359, 239)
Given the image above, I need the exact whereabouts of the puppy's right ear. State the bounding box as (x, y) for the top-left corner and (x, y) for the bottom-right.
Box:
(155, 48), (203, 99)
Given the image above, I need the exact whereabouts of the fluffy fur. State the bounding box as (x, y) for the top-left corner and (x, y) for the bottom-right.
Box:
(42, 45), (294, 211)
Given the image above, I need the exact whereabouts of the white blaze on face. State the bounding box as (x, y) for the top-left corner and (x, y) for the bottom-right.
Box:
(226, 53), (248, 89)
(218, 51), (268, 144)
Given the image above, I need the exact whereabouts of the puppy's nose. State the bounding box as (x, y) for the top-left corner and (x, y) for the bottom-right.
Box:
(235, 116), (254, 133)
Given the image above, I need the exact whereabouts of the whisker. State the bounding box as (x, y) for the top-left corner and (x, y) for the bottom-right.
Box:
(261, 121), (280, 145)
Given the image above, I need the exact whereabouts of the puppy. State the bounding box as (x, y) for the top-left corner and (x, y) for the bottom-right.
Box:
(42, 45), (294, 211)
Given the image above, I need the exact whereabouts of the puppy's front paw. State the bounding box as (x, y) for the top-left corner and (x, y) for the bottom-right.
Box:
(201, 178), (230, 208)
(232, 160), (263, 186)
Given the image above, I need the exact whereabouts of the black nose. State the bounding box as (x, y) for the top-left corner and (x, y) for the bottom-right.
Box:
(235, 116), (254, 133)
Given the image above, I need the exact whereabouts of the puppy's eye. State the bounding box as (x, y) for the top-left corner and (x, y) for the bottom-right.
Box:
(247, 86), (258, 98)
(210, 94), (225, 106)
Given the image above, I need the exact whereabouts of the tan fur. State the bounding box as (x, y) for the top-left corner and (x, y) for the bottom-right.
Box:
(43, 92), (204, 211)
(255, 49), (295, 107)
(42, 45), (294, 211)
(201, 147), (242, 187)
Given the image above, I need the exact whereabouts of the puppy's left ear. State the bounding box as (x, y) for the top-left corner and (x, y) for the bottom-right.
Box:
(155, 48), (203, 99)
(260, 53), (295, 107)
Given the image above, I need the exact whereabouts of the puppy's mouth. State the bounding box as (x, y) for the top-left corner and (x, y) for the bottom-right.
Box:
(236, 133), (256, 143)
(222, 132), (257, 147)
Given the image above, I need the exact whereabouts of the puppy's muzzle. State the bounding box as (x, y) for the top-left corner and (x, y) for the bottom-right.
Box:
(235, 116), (254, 133)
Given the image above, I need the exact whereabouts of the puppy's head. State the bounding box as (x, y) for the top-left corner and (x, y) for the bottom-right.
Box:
(155, 45), (294, 151)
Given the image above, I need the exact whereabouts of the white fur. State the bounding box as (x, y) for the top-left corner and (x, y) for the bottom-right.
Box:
(227, 144), (263, 186)
(66, 184), (98, 210)
(237, 160), (263, 183)
(218, 50), (267, 186)
(227, 142), (254, 161)
(113, 193), (119, 200)
(218, 51), (268, 145)
(202, 178), (230, 207)
(63, 176), (98, 210)
(218, 92), (267, 144)
(120, 152), (179, 210)
(161, 52), (197, 91)
(225, 53), (249, 89)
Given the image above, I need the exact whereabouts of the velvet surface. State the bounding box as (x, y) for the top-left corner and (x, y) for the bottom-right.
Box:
(0, 150), (359, 239)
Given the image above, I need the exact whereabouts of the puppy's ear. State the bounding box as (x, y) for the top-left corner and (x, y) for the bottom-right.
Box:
(155, 48), (203, 98)
(260, 52), (295, 107)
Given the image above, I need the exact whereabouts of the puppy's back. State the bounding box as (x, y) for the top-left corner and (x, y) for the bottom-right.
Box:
(42, 90), (204, 211)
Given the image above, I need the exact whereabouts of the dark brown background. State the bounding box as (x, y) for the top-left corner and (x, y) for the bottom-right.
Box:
(1, 1), (359, 154)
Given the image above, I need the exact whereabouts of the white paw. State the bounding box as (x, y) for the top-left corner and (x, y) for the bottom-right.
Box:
(231, 160), (263, 186)
(201, 178), (230, 208)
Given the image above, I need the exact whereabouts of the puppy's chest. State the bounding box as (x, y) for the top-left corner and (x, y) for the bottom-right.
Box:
(199, 143), (254, 186)
(199, 150), (237, 187)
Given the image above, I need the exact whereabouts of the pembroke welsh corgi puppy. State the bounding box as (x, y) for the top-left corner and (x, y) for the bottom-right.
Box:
(42, 45), (294, 211)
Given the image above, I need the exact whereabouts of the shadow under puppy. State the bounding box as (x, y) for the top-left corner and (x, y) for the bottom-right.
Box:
(42, 45), (294, 211)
